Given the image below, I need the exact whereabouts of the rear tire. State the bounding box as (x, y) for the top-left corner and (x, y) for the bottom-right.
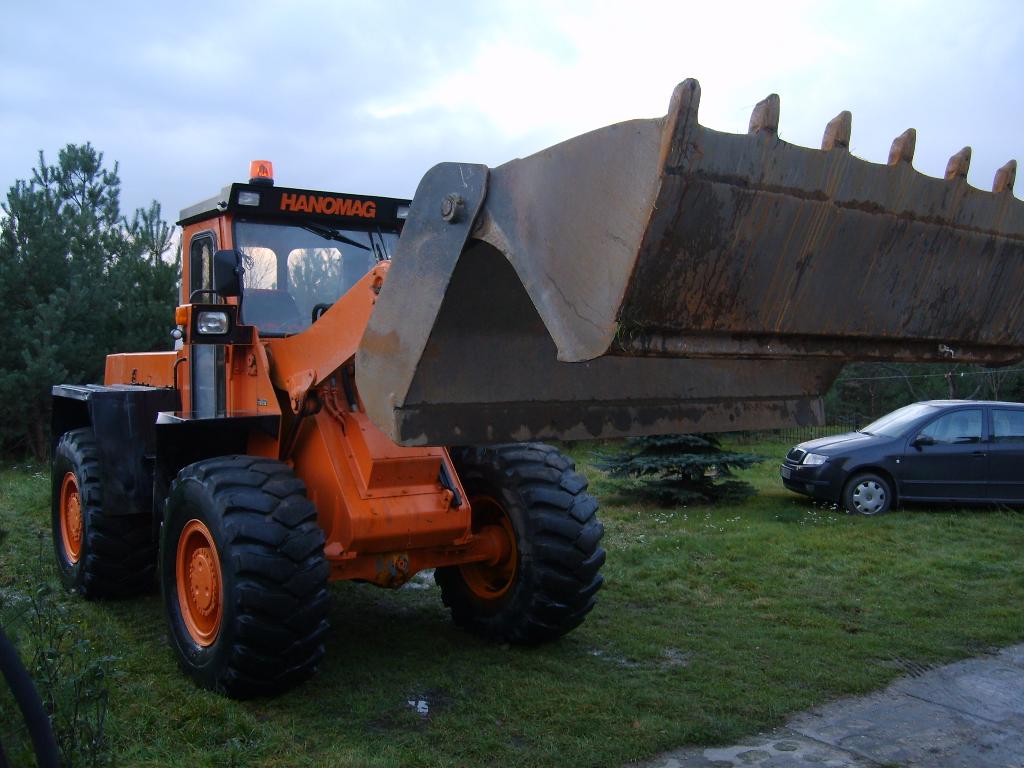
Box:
(51, 428), (154, 598)
(160, 456), (329, 698)
(436, 443), (605, 644)
(843, 472), (893, 515)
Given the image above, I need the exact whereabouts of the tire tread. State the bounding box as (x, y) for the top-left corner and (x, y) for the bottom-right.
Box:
(435, 443), (605, 645)
(52, 428), (154, 599)
(163, 456), (328, 698)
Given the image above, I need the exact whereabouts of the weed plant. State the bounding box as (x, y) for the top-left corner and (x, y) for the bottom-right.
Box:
(1, 524), (113, 767)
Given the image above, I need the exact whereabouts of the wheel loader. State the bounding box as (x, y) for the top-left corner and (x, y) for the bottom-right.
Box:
(50, 79), (1023, 697)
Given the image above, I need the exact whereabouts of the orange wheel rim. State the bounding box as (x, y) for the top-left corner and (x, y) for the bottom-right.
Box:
(460, 495), (518, 600)
(176, 519), (223, 646)
(59, 472), (83, 564)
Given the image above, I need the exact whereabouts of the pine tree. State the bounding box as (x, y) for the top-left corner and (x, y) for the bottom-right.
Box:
(596, 434), (764, 505)
(0, 144), (178, 458)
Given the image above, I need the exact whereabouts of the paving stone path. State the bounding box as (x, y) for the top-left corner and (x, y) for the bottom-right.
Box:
(638, 644), (1024, 768)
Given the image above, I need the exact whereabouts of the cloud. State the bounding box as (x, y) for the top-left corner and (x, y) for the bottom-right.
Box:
(1, 0), (1020, 223)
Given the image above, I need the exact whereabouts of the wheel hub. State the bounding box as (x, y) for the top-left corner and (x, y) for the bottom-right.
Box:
(59, 472), (83, 564)
(176, 519), (223, 646)
(188, 547), (219, 617)
(460, 496), (518, 601)
(853, 481), (885, 514)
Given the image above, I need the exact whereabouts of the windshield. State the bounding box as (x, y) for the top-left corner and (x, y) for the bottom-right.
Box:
(860, 402), (940, 438)
(234, 220), (399, 335)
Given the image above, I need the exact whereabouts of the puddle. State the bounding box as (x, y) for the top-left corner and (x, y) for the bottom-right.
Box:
(588, 648), (641, 669)
(661, 647), (691, 668)
(366, 688), (452, 733)
(587, 646), (691, 670)
(407, 698), (430, 716)
(404, 687), (453, 718)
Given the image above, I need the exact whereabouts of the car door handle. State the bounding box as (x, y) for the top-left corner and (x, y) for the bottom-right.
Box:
(972, 451), (987, 457)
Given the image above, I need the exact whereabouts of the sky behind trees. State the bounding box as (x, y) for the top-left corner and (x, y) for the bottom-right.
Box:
(2, 0), (1021, 219)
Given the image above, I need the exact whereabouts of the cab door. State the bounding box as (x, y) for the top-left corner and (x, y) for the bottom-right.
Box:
(899, 408), (988, 501)
(987, 408), (1024, 502)
(188, 232), (226, 418)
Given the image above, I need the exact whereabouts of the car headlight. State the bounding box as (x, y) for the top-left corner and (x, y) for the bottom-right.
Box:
(196, 311), (229, 335)
(802, 452), (828, 466)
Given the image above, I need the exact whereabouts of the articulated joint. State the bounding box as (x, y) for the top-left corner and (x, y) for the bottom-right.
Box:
(284, 369), (316, 413)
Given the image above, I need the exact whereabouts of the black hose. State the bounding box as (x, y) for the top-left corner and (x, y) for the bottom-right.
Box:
(340, 366), (359, 412)
(0, 625), (60, 768)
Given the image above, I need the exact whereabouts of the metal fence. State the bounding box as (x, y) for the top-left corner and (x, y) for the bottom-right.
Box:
(729, 415), (869, 446)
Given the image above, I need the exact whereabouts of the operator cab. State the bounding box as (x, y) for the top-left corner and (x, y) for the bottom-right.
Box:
(178, 161), (410, 337)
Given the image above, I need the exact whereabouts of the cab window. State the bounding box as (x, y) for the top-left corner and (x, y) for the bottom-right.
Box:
(233, 220), (397, 336)
(189, 233), (216, 299)
(242, 247), (278, 289)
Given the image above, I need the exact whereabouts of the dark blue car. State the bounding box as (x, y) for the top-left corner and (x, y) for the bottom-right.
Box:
(781, 400), (1024, 514)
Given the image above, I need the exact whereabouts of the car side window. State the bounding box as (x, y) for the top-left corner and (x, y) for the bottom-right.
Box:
(992, 409), (1024, 442)
(919, 409), (983, 444)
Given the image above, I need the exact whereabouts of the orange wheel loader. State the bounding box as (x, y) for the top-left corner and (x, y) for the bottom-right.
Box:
(50, 80), (1023, 697)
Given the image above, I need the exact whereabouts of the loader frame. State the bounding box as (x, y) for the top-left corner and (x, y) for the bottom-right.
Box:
(54, 180), (511, 590)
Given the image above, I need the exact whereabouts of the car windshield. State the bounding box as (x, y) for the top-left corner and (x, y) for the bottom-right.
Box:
(860, 402), (940, 438)
(234, 220), (399, 336)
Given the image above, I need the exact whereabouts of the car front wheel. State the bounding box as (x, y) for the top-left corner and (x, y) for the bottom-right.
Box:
(842, 472), (892, 515)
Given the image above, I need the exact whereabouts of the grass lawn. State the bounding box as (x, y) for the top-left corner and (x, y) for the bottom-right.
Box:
(1, 439), (1022, 767)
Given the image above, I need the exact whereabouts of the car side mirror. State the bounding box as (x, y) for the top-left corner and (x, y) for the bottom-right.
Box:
(212, 249), (244, 298)
(911, 434), (935, 448)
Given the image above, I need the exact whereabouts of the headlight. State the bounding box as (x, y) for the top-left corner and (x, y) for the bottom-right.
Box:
(196, 311), (229, 335)
(802, 452), (828, 466)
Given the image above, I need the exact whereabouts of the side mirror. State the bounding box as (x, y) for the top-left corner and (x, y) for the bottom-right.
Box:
(212, 249), (244, 298)
(911, 434), (935, 448)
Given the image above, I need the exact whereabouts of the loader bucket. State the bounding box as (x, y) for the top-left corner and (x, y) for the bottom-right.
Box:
(357, 79), (1024, 446)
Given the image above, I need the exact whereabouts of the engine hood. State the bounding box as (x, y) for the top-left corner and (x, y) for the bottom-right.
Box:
(797, 432), (888, 453)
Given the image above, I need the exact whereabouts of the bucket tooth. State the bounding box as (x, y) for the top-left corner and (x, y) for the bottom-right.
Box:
(821, 111), (852, 150)
(993, 159), (1017, 193)
(660, 79), (702, 166)
(888, 128), (917, 165)
(667, 78), (701, 119)
(944, 146), (972, 180)
(748, 93), (780, 135)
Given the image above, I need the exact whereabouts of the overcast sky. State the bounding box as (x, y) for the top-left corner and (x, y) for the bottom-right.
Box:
(1, 0), (1021, 223)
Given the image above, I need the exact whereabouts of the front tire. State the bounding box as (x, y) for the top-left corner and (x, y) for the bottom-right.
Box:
(160, 456), (329, 698)
(51, 428), (154, 598)
(843, 472), (893, 515)
(436, 443), (605, 644)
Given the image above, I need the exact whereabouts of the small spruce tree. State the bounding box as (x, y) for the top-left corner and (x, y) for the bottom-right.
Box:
(596, 434), (764, 505)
